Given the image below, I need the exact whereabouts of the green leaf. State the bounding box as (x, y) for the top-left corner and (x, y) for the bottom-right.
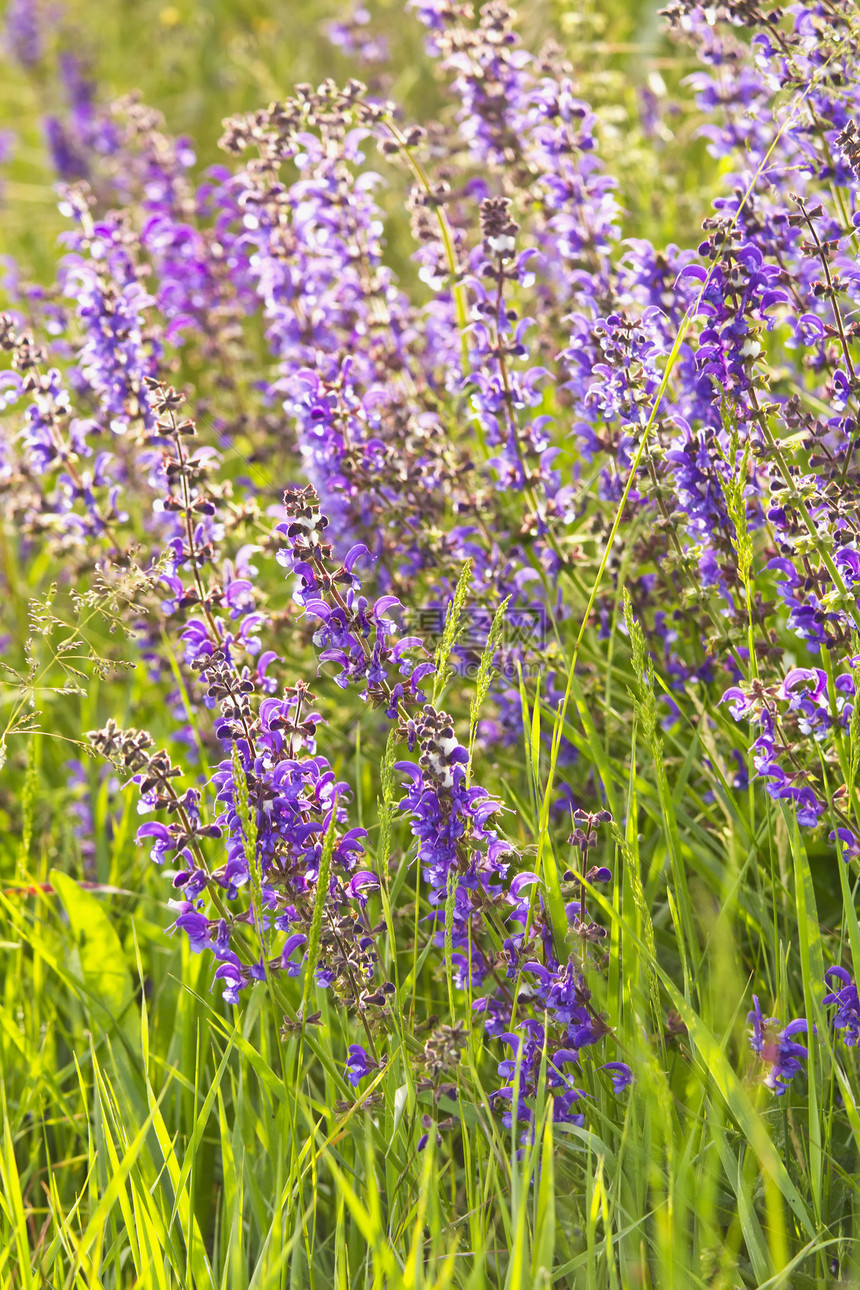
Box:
(50, 869), (135, 1040)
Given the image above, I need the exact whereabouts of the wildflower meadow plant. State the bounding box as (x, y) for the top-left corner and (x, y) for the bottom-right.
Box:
(6, 0), (860, 1285)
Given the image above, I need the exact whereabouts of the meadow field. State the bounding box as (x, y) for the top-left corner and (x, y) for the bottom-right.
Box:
(2, 0), (860, 1286)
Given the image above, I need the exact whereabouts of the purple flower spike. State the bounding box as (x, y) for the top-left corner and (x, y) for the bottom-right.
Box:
(3, 0), (43, 68)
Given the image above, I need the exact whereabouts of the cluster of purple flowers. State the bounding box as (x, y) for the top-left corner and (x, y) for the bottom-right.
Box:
(722, 664), (857, 833)
(747, 958), (860, 1096)
(8, 0), (860, 1150)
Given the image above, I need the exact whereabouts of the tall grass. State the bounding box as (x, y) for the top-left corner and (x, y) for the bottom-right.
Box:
(3, 592), (859, 1286)
(2, 1), (860, 1287)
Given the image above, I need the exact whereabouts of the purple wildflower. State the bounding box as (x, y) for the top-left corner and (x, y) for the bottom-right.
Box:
(824, 967), (860, 1047)
(747, 996), (811, 1095)
(345, 1044), (378, 1086)
(3, 0), (43, 69)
